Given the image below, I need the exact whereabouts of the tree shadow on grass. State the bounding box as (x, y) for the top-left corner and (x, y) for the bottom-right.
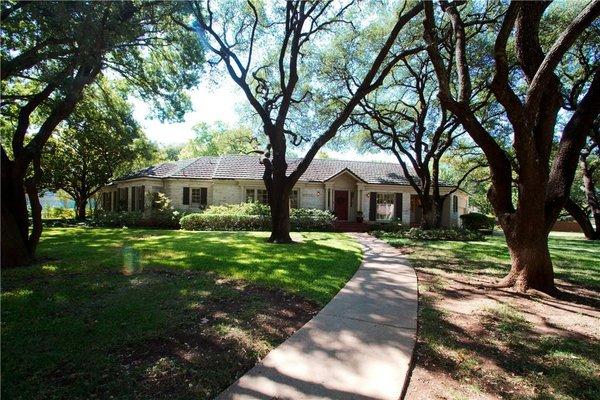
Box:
(415, 293), (600, 400)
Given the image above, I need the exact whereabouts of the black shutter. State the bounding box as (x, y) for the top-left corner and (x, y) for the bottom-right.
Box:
(200, 187), (207, 208)
(112, 191), (117, 211)
(140, 186), (145, 212)
(369, 192), (377, 221)
(395, 193), (403, 221)
(183, 187), (190, 205)
(124, 188), (129, 211)
(131, 187), (136, 211)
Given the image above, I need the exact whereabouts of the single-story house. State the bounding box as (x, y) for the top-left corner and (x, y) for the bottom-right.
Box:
(98, 155), (469, 226)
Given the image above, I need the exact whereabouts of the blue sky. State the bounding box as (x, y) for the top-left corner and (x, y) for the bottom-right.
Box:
(132, 79), (396, 163)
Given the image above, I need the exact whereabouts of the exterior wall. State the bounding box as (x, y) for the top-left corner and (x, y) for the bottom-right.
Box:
(299, 185), (326, 209)
(164, 178), (213, 211)
(98, 178), (163, 212)
(99, 176), (469, 228)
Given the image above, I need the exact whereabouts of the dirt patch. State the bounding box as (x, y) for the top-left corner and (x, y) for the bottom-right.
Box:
(405, 268), (600, 400)
(114, 276), (319, 400)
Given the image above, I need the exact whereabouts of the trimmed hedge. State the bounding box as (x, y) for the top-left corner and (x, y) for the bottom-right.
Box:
(371, 227), (483, 241)
(180, 207), (336, 232)
(460, 212), (495, 232)
(90, 210), (185, 229)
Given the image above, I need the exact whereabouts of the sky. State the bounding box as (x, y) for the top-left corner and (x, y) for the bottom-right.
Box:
(131, 79), (397, 163)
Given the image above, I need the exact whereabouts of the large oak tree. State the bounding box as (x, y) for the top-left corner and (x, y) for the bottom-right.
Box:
(188, 0), (425, 242)
(422, 0), (600, 293)
(1, 1), (202, 267)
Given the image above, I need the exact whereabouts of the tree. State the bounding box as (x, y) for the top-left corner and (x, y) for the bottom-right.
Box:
(188, 0), (424, 242)
(422, 0), (600, 293)
(179, 121), (259, 158)
(1, 1), (202, 266)
(564, 134), (600, 239)
(41, 81), (156, 220)
(353, 53), (484, 228)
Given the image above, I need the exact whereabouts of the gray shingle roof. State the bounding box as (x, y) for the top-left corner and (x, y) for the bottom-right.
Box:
(117, 155), (451, 186)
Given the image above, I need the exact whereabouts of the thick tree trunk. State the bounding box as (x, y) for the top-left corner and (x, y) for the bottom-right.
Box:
(497, 210), (557, 294)
(268, 188), (292, 243)
(1, 162), (31, 267)
(564, 198), (598, 240)
(420, 196), (443, 229)
(76, 198), (87, 220)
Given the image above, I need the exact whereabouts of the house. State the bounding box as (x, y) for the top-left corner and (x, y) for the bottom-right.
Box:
(98, 155), (469, 226)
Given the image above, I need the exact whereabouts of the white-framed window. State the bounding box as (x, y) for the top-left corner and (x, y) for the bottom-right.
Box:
(376, 193), (395, 220)
(245, 189), (255, 203)
(290, 190), (299, 209)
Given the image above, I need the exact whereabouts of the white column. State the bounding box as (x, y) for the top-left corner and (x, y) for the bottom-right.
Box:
(402, 191), (411, 225)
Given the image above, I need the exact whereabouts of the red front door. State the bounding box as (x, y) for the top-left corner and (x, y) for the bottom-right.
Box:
(334, 190), (349, 221)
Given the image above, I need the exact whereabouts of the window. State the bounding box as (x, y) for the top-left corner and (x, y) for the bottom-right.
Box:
(131, 186), (137, 211)
(453, 195), (458, 213)
(290, 190), (299, 209)
(191, 188), (201, 204)
(256, 189), (269, 204)
(376, 193), (395, 220)
(118, 188), (129, 211)
(246, 189), (255, 203)
(102, 192), (111, 211)
(137, 186), (145, 211)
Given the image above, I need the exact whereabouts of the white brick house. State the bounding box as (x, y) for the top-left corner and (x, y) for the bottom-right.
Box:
(98, 155), (469, 226)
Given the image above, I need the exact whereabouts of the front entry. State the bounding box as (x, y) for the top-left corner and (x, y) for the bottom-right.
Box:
(334, 190), (349, 221)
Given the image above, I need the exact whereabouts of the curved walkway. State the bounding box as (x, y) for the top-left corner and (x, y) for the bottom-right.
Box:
(217, 233), (418, 400)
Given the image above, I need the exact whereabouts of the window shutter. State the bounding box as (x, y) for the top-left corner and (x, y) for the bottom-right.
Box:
(112, 191), (117, 211)
(140, 186), (145, 212)
(394, 193), (403, 221)
(369, 192), (377, 221)
(183, 187), (190, 205)
(200, 187), (207, 207)
(131, 187), (136, 211)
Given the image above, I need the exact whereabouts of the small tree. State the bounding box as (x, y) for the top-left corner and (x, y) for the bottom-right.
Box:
(179, 121), (259, 158)
(188, 0), (425, 242)
(41, 81), (157, 220)
(423, 1), (600, 293)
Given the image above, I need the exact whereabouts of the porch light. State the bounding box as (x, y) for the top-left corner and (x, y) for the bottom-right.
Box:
(316, 190), (321, 196)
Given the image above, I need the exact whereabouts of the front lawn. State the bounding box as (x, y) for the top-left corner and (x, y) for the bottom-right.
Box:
(1, 228), (362, 400)
(379, 232), (600, 400)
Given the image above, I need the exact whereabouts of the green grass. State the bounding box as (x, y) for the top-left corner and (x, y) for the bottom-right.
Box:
(1, 228), (362, 400)
(377, 231), (600, 289)
(379, 231), (600, 400)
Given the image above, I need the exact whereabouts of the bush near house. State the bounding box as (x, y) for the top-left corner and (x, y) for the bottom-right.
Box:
(180, 206), (336, 232)
(90, 209), (185, 229)
(460, 212), (495, 233)
(372, 227), (483, 242)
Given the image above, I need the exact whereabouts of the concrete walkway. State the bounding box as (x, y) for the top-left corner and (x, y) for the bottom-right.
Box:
(217, 233), (418, 400)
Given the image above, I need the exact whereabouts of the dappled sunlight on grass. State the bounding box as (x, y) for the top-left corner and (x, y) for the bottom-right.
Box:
(380, 232), (599, 289)
(3, 227), (358, 399)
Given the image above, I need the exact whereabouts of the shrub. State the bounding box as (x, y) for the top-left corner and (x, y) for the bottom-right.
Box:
(180, 206), (336, 231)
(180, 213), (270, 231)
(371, 227), (483, 241)
(203, 202), (270, 216)
(460, 212), (495, 232)
(368, 219), (408, 233)
(90, 209), (185, 229)
(42, 207), (75, 219)
(290, 208), (336, 231)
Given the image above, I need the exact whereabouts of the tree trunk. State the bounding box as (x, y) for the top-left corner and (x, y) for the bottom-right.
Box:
(1, 163), (31, 267)
(564, 198), (598, 240)
(420, 195), (443, 229)
(268, 187), (292, 243)
(498, 221), (557, 294)
(76, 198), (87, 220)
